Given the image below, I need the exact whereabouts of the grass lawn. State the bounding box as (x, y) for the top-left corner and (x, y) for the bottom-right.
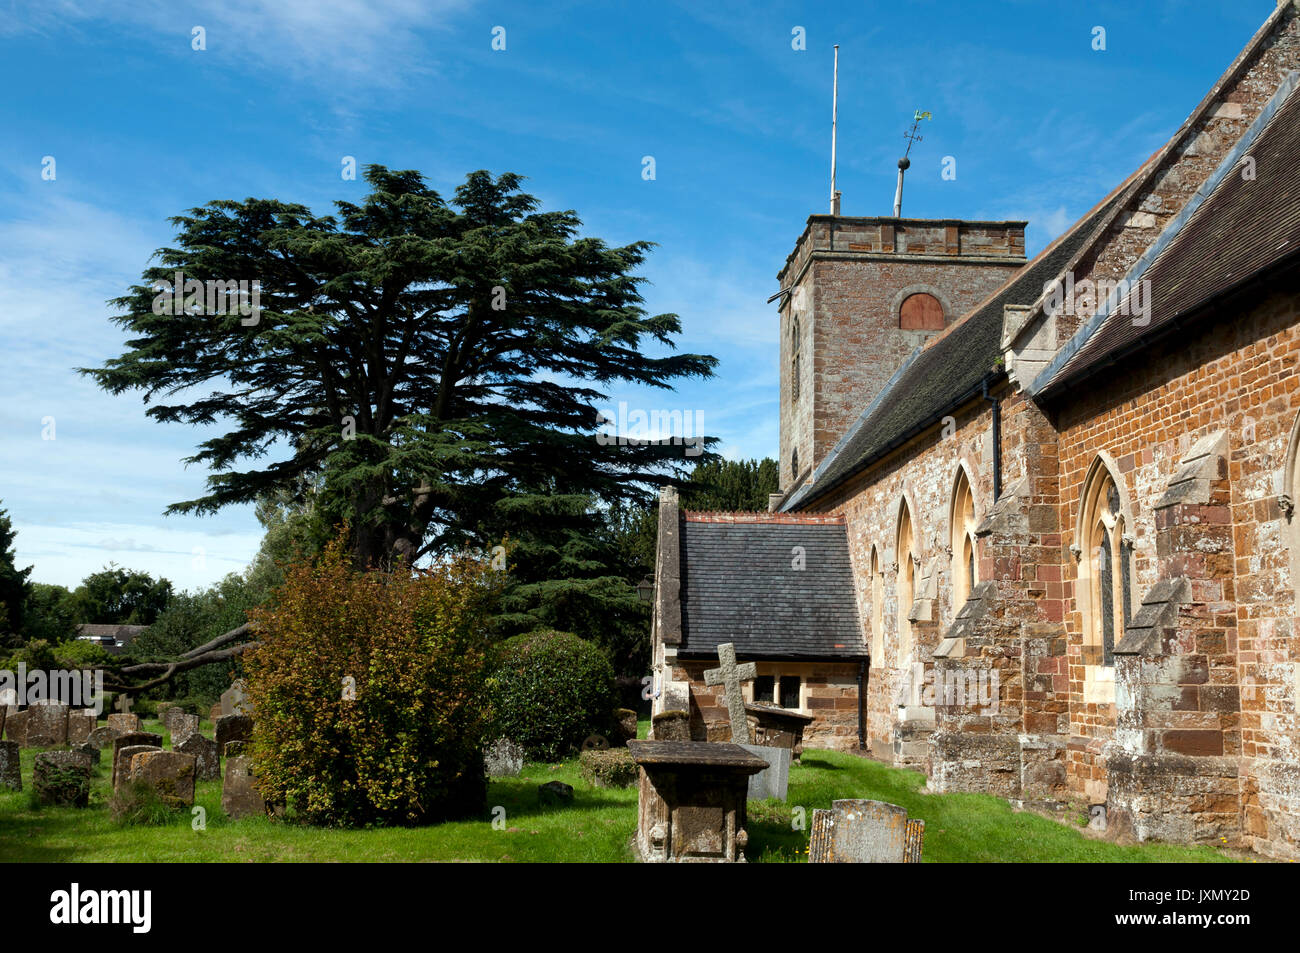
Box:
(0, 719), (1238, 862)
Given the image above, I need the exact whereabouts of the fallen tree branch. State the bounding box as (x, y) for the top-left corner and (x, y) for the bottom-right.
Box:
(102, 641), (260, 694)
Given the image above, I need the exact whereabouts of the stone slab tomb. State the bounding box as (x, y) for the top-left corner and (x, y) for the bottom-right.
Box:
(628, 739), (768, 863)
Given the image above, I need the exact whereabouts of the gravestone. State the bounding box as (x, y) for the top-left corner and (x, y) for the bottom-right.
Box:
(484, 738), (524, 778)
(175, 732), (220, 781)
(222, 754), (265, 818)
(170, 713), (200, 743)
(612, 708), (638, 747)
(703, 643), (757, 745)
(215, 714), (253, 756)
(114, 745), (162, 789)
(25, 703), (69, 747)
(88, 725), (120, 750)
(628, 739), (768, 863)
(224, 740), (249, 758)
(738, 743), (791, 802)
(746, 703), (815, 762)
(112, 732), (163, 788)
(107, 713), (140, 733)
(73, 742), (101, 766)
(4, 709), (28, 747)
(209, 704), (222, 724)
(651, 709), (691, 741)
(538, 781), (574, 806)
(220, 679), (252, 718)
(33, 751), (91, 807)
(808, 799), (925, 863)
(113, 694), (133, 714)
(0, 740), (20, 790)
(129, 751), (196, 806)
(67, 710), (96, 746)
(0, 704), (5, 741)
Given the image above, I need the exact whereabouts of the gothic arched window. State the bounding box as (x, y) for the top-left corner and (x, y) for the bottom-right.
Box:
(1078, 460), (1133, 667)
(950, 468), (978, 609)
(790, 313), (802, 401)
(896, 501), (916, 663)
(870, 545), (884, 662)
(899, 292), (945, 330)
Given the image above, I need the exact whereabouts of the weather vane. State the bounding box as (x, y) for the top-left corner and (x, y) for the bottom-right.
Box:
(894, 109), (931, 217)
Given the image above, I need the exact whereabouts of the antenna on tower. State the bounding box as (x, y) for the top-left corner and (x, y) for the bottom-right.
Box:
(830, 45), (840, 216)
(893, 110), (931, 218)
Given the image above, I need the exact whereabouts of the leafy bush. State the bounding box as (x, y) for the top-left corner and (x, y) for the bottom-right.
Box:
(51, 638), (113, 669)
(489, 630), (615, 761)
(244, 538), (501, 827)
(579, 748), (637, 788)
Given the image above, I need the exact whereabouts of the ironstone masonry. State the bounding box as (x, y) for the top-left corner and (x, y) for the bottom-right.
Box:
(651, 1), (1300, 858)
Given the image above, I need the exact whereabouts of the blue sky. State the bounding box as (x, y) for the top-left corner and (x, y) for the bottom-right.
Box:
(0, 0), (1269, 591)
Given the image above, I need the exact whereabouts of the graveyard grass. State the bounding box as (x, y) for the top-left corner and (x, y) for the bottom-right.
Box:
(0, 720), (1236, 862)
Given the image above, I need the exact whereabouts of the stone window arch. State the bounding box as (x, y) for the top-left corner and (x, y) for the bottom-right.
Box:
(949, 466), (978, 609)
(790, 312), (802, 401)
(870, 544), (884, 662)
(896, 500), (917, 663)
(1075, 456), (1135, 673)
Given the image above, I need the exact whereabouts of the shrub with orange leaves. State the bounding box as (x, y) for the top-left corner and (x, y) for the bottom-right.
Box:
(245, 537), (501, 826)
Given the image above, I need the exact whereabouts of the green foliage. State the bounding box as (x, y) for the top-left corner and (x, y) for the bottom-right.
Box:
(679, 457), (780, 511)
(83, 165), (717, 573)
(489, 630), (616, 762)
(51, 638), (114, 669)
(69, 565), (173, 625)
(0, 504), (33, 645)
(245, 538), (502, 827)
(578, 748), (638, 788)
(22, 583), (78, 643)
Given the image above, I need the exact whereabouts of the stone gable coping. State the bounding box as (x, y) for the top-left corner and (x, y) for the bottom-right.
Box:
(934, 580), (998, 658)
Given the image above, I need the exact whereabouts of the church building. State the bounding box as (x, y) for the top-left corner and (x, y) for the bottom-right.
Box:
(649, 0), (1300, 857)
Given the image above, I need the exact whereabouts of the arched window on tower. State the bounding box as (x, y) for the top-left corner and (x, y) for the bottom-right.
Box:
(790, 313), (801, 401)
(950, 468), (978, 609)
(899, 292), (945, 330)
(1078, 460), (1133, 667)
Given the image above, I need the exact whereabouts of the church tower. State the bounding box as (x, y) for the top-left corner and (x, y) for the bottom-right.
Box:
(776, 214), (1027, 493)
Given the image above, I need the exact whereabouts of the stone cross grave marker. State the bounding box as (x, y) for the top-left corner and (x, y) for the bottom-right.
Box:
(113, 694), (133, 714)
(704, 642), (756, 745)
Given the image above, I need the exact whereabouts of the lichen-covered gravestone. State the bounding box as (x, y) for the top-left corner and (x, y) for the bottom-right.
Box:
(112, 732), (163, 788)
(0, 740), (21, 790)
(87, 725), (120, 750)
(26, 702), (70, 747)
(3, 709), (28, 746)
(220, 679), (253, 717)
(170, 713), (200, 743)
(222, 751), (265, 818)
(114, 745), (162, 789)
(107, 713), (140, 733)
(33, 751), (91, 806)
(73, 742), (101, 766)
(129, 751), (196, 807)
(215, 714), (253, 756)
(67, 710), (96, 746)
(808, 799), (925, 863)
(703, 642), (757, 745)
(175, 732), (220, 781)
(484, 738), (525, 777)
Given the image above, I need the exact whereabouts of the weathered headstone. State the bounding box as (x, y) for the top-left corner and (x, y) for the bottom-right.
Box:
(220, 678), (252, 718)
(0, 740), (21, 790)
(113, 694), (134, 714)
(208, 703), (222, 724)
(112, 732), (163, 788)
(25, 703), (69, 747)
(738, 742), (791, 802)
(87, 725), (120, 750)
(223, 740), (249, 758)
(114, 745), (162, 789)
(107, 713), (140, 733)
(66, 709), (96, 746)
(221, 753), (265, 818)
(703, 642), (757, 745)
(73, 741), (101, 766)
(33, 751), (91, 806)
(628, 739), (768, 863)
(650, 709), (691, 741)
(808, 798), (925, 863)
(4, 709), (28, 747)
(0, 704), (6, 741)
(612, 708), (639, 747)
(175, 732), (220, 781)
(484, 738), (525, 778)
(215, 714), (253, 756)
(170, 713), (200, 743)
(129, 750), (196, 806)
